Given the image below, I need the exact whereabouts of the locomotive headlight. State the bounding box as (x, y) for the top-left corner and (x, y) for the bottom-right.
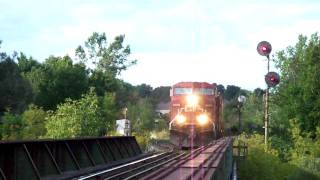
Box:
(196, 114), (209, 125)
(176, 114), (186, 124)
(186, 94), (198, 106)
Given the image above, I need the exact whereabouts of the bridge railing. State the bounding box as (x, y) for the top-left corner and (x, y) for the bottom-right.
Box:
(232, 136), (248, 160)
(0, 136), (142, 180)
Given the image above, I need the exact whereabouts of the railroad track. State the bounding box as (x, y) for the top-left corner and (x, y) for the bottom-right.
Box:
(77, 150), (178, 180)
(77, 137), (232, 180)
(147, 139), (177, 152)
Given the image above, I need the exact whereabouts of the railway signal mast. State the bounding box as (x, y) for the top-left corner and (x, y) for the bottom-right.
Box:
(257, 41), (280, 151)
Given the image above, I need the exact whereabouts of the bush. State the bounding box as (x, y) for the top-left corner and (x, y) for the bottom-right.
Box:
(132, 132), (150, 152)
(150, 129), (169, 140)
(21, 104), (47, 139)
(45, 90), (104, 138)
(0, 111), (23, 140)
(237, 133), (319, 180)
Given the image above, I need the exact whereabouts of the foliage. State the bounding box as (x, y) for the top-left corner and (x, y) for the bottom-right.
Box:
(115, 80), (138, 108)
(75, 32), (137, 77)
(154, 117), (169, 131)
(0, 57), (33, 114)
(217, 84), (225, 94)
(224, 85), (240, 101)
(33, 56), (89, 110)
(17, 52), (40, 73)
(287, 119), (320, 176)
(242, 91), (264, 133)
(89, 70), (118, 96)
(99, 93), (118, 133)
(132, 132), (151, 151)
(127, 98), (155, 132)
(237, 133), (319, 180)
(0, 33), (140, 140)
(274, 33), (320, 136)
(45, 89), (104, 138)
(150, 86), (171, 105)
(237, 33), (320, 179)
(21, 104), (47, 139)
(0, 111), (24, 140)
(222, 101), (238, 133)
(75, 32), (137, 98)
(136, 84), (153, 98)
(150, 129), (169, 139)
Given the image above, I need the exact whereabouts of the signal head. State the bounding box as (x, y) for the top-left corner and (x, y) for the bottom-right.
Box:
(265, 72), (280, 87)
(257, 41), (272, 56)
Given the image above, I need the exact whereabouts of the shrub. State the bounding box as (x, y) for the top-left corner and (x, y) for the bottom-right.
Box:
(237, 133), (319, 180)
(21, 104), (47, 139)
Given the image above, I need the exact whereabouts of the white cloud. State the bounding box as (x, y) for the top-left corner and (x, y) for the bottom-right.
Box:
(120, 43), (267, 90)
(1, 0), (320, 90)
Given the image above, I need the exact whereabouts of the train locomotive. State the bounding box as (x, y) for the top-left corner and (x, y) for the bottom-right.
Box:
(169, 82), (223, 148)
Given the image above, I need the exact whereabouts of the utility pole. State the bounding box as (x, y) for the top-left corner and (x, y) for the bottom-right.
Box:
(237, 95), (246, 134)
(257, 41), (280, 151)
(257, 41), (281, 151)
(264, 55), (270, 151)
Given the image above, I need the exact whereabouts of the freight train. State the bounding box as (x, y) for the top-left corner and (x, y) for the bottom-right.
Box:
(169, 82), (223, 148)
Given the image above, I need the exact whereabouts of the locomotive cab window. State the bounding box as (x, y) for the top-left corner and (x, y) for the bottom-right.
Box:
(174, 88), (192, 95)
(194, 88), (214, 95)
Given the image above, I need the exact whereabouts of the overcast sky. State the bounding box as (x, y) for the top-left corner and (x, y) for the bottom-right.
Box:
(1, 0), (319, 90)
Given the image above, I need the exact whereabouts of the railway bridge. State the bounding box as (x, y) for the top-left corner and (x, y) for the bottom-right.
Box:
(0, 137), (240, 180)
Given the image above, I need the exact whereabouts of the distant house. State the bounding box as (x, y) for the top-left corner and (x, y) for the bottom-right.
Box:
(155, 102), (170, 115)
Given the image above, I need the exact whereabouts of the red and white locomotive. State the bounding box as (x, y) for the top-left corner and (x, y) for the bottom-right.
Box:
(169, 82), (223, 147)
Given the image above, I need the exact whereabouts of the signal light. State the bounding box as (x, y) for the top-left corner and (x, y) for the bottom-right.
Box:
(257, 41), (272, 56)
(265, 72), (280, 87)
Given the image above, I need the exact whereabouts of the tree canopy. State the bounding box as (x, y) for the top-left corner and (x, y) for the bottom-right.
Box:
(275, 33), (320, 136)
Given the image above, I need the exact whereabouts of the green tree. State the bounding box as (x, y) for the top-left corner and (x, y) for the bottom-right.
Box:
(99, 93), (118, 133)
(33, 56), (89, 110)
(0, 111), (23, 140)
(224, 85), (241, 101)
(136, 84), (153, 98)
(21, 104), (47, 139)
(128, 98), (155, 132)
(287, 119), (320, 176)
(45, 90), (104, 138)
(275, 33), (320, 136)
(0, 55), (33, 114)
(115, 80), (138, 108)
(242, 92), (264, 133)
(217, 84), (225, 95)
(150, 86), (171, 106)
(17, 52), (40, 73)
(75, 32), (137, 77)
(76, 32), (136, 96)
(88, 70), (118, 96)
(238, 133), (319, 180)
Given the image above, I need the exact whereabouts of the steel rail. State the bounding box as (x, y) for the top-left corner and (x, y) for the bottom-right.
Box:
(125, 143), (214, 180)
(77, 151), (169, 180)
(104, 152), (179, 180)
(144, 144), (215, 180)
(123, 152), (188, 180)
(138, 138), (230, 180)
(78, 138), (232, 180)
(185, 140), (228, 179)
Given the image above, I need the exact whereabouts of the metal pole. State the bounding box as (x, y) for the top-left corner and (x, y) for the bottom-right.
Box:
(238, 104), (241, 134)
(264, 55), (270, 151)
